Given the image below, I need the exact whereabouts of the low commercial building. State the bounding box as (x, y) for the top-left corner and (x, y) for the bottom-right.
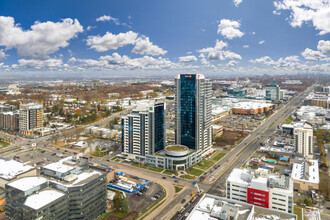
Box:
(295, 106), (327, 121)
(226, 168), (294, 213)
(304, 92), (330, 109)
(212, 106), (232, 120)
(291, 159), (319, 193)
(231, 102), (274, 115)
(187, 193), (297, 220)
(0, 158), (36, 189)
(85, 126), (118, 139)
(5, 156), (107, 220)
(132, 145), (214, 170)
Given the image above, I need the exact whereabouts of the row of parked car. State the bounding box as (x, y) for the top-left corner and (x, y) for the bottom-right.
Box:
(133, 185), (149, 197)
(151, 189), (163, 201)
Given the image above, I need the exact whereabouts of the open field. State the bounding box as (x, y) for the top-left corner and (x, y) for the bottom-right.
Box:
(214, 130), (248, 147)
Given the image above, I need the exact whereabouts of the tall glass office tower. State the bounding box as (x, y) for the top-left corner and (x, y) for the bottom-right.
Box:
(175, 74), (212, 151)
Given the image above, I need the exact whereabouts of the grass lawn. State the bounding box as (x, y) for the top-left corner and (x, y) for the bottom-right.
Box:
(179, 174), (195, 179)
(175, 185), (183, 193)
(131, 163), (164, 173)
(212, 152), (226, 161)
(110, 156), (117, 161)
(163, 170), (177, 175)
(294, 206), (303, 220)
(193, 159), (214, 170)
(283, 116), (294, 124)
(95, 212), (110, 220)
(109, 211), (129, 219)
(0, 147), (19, 154)
(0, 140), (9, 149)
(188, 168), (203, 176)
(91, 151), (108, 157)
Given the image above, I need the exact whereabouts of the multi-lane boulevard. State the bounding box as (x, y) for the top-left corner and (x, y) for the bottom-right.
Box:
(168, 87), (312, 219)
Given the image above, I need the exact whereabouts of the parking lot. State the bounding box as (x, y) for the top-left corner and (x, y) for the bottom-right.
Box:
(11, 146), (81, 167)
(127, 182), (163, 214)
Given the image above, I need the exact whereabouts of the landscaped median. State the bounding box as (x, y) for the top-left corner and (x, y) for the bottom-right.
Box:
(0, 140), (10, 149)
(193, 159), (214, 170)
(187, 168), (203, 176)
(212, 152), (226, 161)
(131, 163), (164, 173)
(294, 206), (303, 220)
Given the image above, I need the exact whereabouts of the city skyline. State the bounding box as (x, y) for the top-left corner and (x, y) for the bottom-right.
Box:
(0, 0), (329, 77)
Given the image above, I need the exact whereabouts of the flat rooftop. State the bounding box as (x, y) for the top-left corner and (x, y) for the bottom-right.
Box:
(232, 101), (274, 110)
(24, 189), (65, 210)
(7, 176), (48, 192)
(49, 170), (102, 187)
(0, 158), (35, 181)
(188, 194), (296, 220)
(43, 160), (75, 174)
(292, 160), (319, 184)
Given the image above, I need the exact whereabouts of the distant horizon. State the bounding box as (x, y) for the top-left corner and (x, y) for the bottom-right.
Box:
(0, 0), (329, 76)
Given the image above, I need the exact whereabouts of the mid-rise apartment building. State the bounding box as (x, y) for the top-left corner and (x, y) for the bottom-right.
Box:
(121, 100), (166, 156)
(19, 103), (43, 136)
(0, 104), (16, 113)
(0, 111), (19, 131)
(294, 122), (313, 159)
(226, 168), (293, 213)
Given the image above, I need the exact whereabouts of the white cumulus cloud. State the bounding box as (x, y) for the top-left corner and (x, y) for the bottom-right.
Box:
(317, 40), (330, 54)
(259, 40), (265, 44)
(0, 16), (83, 60)
(86, 31), (138, 52)
(179, 55), (197, 63)
(78, 53), (178, 70)
(96, 15), (120, 25)
(18, 58), (63, 69)
(197, 40), (241, 61)
(226, 60), (237, 66)
(273, 0), (330, 35)
(0, 49), (7, 60)
(243, 45), (250, 48)
(132, 37), (167, 56)
(301, 48), (326, 60)
(217, 19), (244, 40)
(68, 57), (76, 63)
(233, 0), (243, 7)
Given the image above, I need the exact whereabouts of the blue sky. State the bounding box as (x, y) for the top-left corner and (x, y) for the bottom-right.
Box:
(0, 0), (329, 76)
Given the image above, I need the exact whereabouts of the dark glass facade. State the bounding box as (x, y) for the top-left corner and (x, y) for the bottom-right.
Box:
(154, 103), (165, 152)
(179, 74), (197, 150)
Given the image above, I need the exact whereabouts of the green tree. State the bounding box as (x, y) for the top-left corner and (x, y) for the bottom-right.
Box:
(304, 198), (313, 207)
(113, 191), (129, 213)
